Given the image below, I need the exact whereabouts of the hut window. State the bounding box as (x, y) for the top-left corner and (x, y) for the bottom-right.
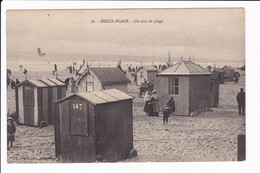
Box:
(69, 102), (88, 136)
(169, 77), (179, 95)
(210, 81), (213, 93)
(140, 71), (144, 77)
(86, 82), (94, 92)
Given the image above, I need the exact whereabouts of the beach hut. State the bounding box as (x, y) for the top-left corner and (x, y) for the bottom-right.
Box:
(38, 78), (66, 124)
(154, 60), (212, 116)
(135, 66), (158, 86)
(15, 79), (67, 126)
(76, 67), (130, 93)
(221, 65), (235, 82)
(15, 80), (48, 126)
(54, 89), (134, 162)
(210, 70), (220, 107)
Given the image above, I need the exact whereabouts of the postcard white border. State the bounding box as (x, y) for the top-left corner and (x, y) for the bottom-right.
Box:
(1, 1), (260, 173)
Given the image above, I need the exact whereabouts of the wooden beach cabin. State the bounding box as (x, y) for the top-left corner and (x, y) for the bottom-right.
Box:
(75, 67), (130, 93)
(16, 79), (67, 126)
(135, 66), (158, 86)
(210, 70), (220, 107)
(54, 89), (134, 162)
(221, 65), (235, 82)
(154, 60), (212, 116)
(15, 80), (48, 126)
(38, 78), (66, 124)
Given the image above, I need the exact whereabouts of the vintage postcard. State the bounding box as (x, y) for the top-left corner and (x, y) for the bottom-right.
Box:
(4, 7), (246, 165)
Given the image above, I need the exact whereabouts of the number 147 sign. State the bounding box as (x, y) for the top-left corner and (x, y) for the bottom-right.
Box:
(72, 103), (83, 110)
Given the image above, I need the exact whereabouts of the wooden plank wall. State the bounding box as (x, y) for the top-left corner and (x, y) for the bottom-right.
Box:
(18, 86), (24, 124)
(61, 86), (66, 98)
(94, 100), (133, 161)
(189, 75), (210, 113)
(177, 76), (189, 115)
(48, 87), (53, 124)
(59, 97), (95, 163)
(50, 87), (57, 124)
(54, 102), (61, 157)
(155, 76), (189, 115)
(15, 87), (19, 120)
(33, 87), (38, 126)
(37, 88), (43, 124)
(102, 84), (128, 93)
(154, 76), (169, 112)
(147, 71), (158, 83)
(42, 88), (49, 123)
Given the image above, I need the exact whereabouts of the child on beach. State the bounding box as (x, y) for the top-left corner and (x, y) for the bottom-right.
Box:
(163, 105), (171, 125)
(7, 117), (16, 150)
(167, 97), (175, 115)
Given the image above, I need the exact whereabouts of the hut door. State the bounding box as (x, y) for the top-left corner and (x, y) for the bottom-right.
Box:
(69, 101), (88, 136)
(23, 85), (34, 125)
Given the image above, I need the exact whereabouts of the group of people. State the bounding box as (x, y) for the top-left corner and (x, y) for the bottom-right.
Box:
(144, 90), (175, 125)
(7, 78), (20, 89)
(144, 90), (159, 116)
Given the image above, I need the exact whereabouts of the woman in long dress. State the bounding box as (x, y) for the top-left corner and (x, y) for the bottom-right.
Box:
(151, 90), (159, 116)
(144, 91), (152, 116)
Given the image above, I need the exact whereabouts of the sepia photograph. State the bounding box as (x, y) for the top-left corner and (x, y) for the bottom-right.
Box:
(4, 7), (246, 164)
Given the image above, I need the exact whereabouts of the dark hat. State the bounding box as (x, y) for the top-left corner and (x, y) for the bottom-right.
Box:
(240, 88), (244, 91)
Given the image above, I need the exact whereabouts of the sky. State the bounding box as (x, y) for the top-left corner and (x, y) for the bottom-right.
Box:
(6, 8), (245, 62)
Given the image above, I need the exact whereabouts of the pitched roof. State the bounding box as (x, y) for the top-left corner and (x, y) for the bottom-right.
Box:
(77, 67), (130, 84)
(39, 78), (66, 86)
(48, 78), (66, 86)
(77, 63), (117, 75)
(16, 79), (47, 88)
(158, 60), (212, 76)
(136, 66), (158, 73)
(39, 79), (57, 86)
(221, 65), (235, 71)
(56, 89), (134, 105)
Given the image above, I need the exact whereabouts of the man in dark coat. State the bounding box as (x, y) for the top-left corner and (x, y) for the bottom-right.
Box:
(10, 80), (16, 89)
(7, 117), (16, 150)
(237, 88), (245, 115)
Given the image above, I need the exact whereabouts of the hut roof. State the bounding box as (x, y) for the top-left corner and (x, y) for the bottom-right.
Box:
(39, 79), (57, 86)
(56, 89), (134, 105)
(16, 79), (47, 88)
(157, 60), (212, 76)
(221, 65), (235, 71)
(76, 67), (130, 84)
(48, 78), (66, 86)
(136, 66), (158, 73)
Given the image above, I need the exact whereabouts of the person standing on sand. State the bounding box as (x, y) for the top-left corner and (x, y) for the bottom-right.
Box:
(144, 91), (152, 116)
(163, 105), (171, 125)
(7, 117), (16, 150)
(151, 90), (159, 116)
(236, 88), (245, 115)
(11, 80), (15, 89)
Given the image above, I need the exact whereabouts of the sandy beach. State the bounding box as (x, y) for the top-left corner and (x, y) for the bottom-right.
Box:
(6, 70), (245, 163)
